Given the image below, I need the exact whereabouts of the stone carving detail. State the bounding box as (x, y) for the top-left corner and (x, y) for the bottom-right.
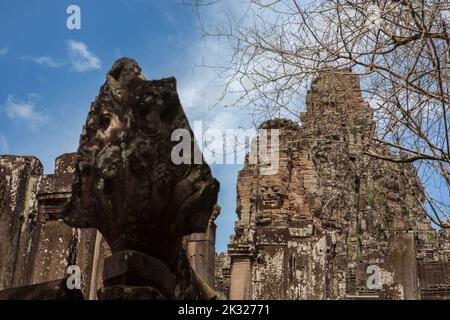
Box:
(228, 70), (450, 300)
(256, 184), (287, 210)
(0, 58), (220, 300)
(64, 58), (220, 299)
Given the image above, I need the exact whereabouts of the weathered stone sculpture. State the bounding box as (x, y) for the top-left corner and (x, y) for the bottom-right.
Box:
(64, 58), (220, 299)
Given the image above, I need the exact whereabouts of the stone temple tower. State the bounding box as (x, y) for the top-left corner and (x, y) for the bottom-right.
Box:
(228, 70), (450, 300)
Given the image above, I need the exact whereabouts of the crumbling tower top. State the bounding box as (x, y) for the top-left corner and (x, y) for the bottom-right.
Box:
(301, 69), (376, 145)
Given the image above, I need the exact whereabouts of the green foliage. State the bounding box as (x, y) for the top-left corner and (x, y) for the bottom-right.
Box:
(352, 179), (385, 209)
(256, 250), (266, 264)
(364, 182), (385, 209)
(376, 193), (385, 208)
(365, 182), (375, 207)
(352, 188), (359, 205)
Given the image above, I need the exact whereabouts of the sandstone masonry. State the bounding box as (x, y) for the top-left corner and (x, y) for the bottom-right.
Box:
(0, 65), (448, 300)
(0, 153), (110, 299)
(227, 70), (450, 300)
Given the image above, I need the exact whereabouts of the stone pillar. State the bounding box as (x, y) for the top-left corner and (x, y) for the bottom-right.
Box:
(229, 249), (252, 300)
(388, 232), (420, 299)
(214, 252), (231, 298)
(88, 231), (103, 300)
(184, 205), (219, 288)
(184, 221), (216, 287)
(0, 156), (43, 290)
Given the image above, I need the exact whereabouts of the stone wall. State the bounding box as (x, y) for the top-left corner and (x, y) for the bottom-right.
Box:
(0, 153), (110, 298)
(0, 156), (42, 290)
(214, 252), (230, 298)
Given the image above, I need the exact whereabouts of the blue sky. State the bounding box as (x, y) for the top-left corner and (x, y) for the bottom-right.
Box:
(0, 0), (250, 252)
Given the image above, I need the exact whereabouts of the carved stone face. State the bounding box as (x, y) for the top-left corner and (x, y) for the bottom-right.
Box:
(256, 180), (288, 211)
(65, 58), (219, 271)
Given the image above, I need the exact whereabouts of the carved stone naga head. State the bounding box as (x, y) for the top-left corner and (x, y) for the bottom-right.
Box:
(64, 58), (219, 272)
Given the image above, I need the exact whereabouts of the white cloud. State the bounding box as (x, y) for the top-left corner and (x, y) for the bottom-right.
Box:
(176, 2), (253, 130)
(22, 40), (101, 73)
(177, 1), (301, 126)
(0, 47), (9, 56)
(67, 39), (102, 72)
(3, 94), (49, 129)
(22, 55), (65, 68)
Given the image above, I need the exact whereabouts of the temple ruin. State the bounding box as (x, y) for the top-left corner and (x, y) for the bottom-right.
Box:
(227, 70), (450, 300)
(0, 153), (109, 299)
(0, 61), (449, 300)
(0, 151), (220, 300)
